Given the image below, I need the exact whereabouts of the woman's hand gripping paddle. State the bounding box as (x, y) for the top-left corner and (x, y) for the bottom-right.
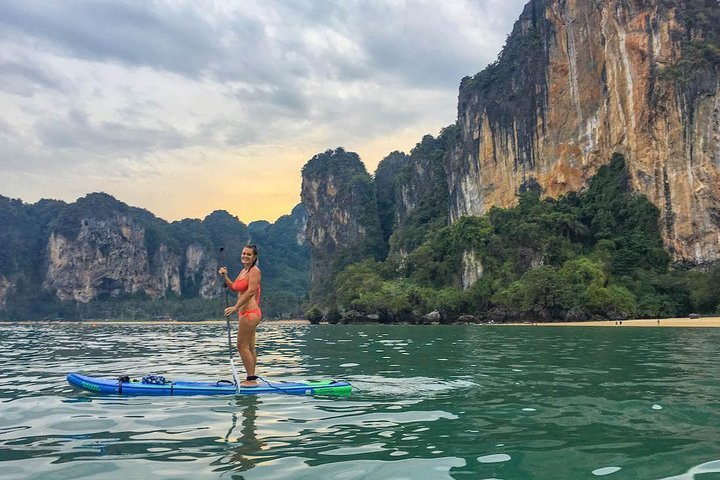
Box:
(219, 247), (241, 392)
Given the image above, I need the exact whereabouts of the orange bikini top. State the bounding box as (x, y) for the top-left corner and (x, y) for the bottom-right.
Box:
(231, 277), (249, 292)
(230, 268), (261, 303)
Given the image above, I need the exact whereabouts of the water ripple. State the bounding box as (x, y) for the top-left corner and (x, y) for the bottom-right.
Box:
(1, 323), (720, 479)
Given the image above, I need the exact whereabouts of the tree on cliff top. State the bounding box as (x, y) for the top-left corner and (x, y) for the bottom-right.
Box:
(301, 147), (364, 178)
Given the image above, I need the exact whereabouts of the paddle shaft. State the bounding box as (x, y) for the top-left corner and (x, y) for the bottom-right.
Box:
(220, 247), (241, 390)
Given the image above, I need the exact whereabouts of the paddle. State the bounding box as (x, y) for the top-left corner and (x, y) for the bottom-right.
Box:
(219, 247), (241, 392)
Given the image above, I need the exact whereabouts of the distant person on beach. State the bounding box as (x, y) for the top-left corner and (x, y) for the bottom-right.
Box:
(218, 245), (262, 387)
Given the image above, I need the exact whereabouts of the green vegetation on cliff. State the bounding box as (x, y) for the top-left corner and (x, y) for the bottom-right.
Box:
(388, 128), (454, 255)
(374, 151), (409, 250)
(0, 194), (309, 321)
(301, 148), (384, 306)
(660, 0), (720, 83)
(331, 154), (720, 322)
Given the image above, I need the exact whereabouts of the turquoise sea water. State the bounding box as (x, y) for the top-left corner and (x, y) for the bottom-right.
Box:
(1, 323), (719, 479)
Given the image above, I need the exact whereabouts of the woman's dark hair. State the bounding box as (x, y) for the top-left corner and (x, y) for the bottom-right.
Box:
(245, 244), (258, 268)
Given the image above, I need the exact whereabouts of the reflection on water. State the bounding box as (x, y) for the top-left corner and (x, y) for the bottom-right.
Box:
(224, 396), (263, 475)
(1, 323), (720, 479)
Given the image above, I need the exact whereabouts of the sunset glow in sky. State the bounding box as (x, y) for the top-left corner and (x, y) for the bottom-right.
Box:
(0, 0), (526, 223)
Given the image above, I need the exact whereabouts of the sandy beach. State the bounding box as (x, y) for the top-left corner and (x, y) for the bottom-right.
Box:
(501, 316), (720, 327)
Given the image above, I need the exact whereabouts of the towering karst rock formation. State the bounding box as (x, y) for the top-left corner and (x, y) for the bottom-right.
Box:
(450, 0), (719, 264)
(301, 0), (719, 304)
(40, 193), (226, 303)
(300, 148), (383, 304)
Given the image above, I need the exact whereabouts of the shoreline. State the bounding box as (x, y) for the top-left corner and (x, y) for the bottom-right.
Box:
(2, 319), (311, 326)
(496, 317), (720, 328)
(2, 317), (719, 327)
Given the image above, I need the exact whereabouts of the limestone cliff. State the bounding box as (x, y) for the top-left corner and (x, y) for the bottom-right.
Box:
(385, 128), (456, 256)
(301, 148), (383, 304)
(184, 243), (219, 299)
(374, 151), (409, 248)
(44, 213), (182, 302)
(0, 192), (310, 318)
(450, 0), (720, 265)
(0, 275), (11, 309)
(247, 203), (310, 303)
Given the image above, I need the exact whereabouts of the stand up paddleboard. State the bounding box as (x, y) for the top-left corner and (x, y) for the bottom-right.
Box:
(67, 372), (351, 396)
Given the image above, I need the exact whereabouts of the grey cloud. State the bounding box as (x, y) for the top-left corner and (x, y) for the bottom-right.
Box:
(0, 120), (25, 167)
(0, 0), (529, 198)
(0, 60), (68, 96)
(0, 118), (18, 139)
(261, 0), (527, 88)
(0, 0), (527, 95)
(0, 1), (222, 77)
(357, 3), (523, 87)
(0, 1), (296, 85)
(194, 117), (264, 148)
(36, 109), (187, 152)
(232, 85), (310, 117)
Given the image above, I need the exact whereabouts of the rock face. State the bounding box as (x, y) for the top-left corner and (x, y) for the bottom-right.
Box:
(246, 203), (311, 306)
(44, 216), (181, 302)
(299, 0), (719, 307)
(0, 276), (12, 309)
(185, 243), (220, 299)
(301, 148), (383, 304)
(374, 151), (409, 248)
(290, 204), (308, 245)
(0, 192), (310, 316)
(449, 0), (720, 265)
(376, 129), (456, 257)
(461, 250), (483, 290)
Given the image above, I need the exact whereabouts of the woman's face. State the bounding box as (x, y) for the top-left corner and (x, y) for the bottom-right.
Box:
(241, 247), (255, 264)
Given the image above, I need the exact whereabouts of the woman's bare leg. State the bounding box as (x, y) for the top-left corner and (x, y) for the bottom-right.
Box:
(250, 328), (257, 366)
(237, 314), (261, 386)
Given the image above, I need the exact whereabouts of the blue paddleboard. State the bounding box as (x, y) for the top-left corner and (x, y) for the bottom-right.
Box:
(67, 372), (351, 396)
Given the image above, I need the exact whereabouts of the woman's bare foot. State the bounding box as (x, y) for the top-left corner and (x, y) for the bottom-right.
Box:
(240, 375), (258, 387)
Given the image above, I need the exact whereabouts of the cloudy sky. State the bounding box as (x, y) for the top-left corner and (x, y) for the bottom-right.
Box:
(0, 0), (527, 223)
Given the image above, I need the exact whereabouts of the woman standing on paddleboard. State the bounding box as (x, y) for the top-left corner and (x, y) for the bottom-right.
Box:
(218, 245), (262, 387)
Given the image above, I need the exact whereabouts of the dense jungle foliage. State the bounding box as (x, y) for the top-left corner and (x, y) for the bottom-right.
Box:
(319, 154), (720, 323)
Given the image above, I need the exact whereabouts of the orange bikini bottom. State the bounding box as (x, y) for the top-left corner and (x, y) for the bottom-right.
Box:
(239, 308), (262, 319)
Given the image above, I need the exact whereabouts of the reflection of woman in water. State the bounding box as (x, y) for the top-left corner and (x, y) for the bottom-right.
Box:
(225, 397), (263, 474)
